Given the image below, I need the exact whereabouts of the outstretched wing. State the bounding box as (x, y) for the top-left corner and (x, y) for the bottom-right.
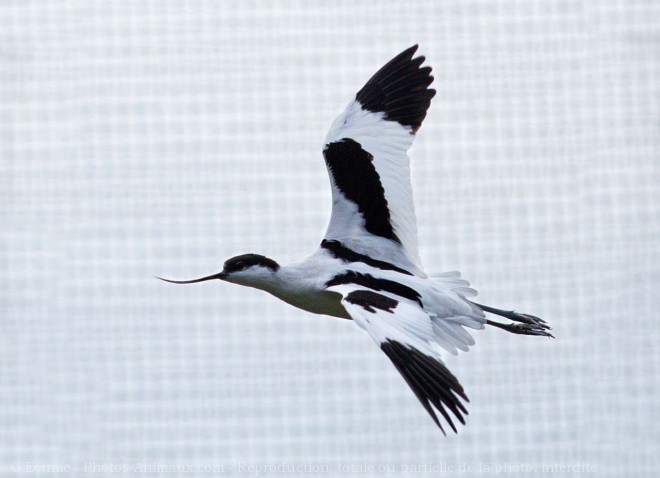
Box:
(327, 283), (472, 434)
(322, 45), (435, 277)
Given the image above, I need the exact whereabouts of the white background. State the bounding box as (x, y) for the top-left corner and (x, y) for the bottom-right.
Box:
(2, 1), (659, 476)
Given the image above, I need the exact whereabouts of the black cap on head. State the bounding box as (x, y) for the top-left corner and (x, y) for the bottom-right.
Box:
(223, 253), (280, 274)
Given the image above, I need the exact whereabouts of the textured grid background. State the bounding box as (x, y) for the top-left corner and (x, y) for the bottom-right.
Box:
(2, 1), (659, 476)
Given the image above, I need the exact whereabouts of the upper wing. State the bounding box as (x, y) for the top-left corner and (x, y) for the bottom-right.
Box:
(327, 283), (472, 434)
(322, 45), (435, 277)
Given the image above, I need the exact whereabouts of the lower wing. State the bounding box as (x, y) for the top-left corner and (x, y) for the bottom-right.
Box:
(327, 283), (473, 434)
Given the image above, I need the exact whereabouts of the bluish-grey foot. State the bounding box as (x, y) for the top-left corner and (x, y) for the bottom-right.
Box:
(486, 319), (554, 338)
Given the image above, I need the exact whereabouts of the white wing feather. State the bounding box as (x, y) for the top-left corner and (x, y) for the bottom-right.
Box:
(324, 102), (421, 270)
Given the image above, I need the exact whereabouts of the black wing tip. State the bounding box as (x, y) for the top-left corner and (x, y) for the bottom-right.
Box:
(401, 44), (420, 58)
(381, 340), (469, 434)
(386, 45), (419, 64)
(355, 45), (435, 133)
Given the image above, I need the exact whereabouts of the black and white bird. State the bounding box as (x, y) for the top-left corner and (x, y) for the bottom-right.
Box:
(159, 45), (552, 434)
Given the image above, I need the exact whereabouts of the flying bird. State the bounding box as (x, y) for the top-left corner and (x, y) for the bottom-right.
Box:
(159, 45), (552, 434)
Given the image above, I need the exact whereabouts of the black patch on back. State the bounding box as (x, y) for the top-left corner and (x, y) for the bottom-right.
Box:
(380, 340), (469, 435)
(223, 253), (279, 273)
(321, 240), (413, 276)
(355, 45), (436, 133)
(327, 271), (422, 306)
(345, 290), (398, 313)
(324, 139), (399, 243)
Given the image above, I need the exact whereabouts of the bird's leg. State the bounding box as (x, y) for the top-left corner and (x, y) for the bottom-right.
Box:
(473, 302), (553, 338)
(486, 320), (554, 338)
(472, 303), (549, 328)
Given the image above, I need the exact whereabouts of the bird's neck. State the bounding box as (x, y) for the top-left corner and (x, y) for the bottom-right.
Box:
(264, 264), (315, 295)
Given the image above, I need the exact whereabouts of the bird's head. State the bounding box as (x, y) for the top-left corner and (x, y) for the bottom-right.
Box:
(157, 253), (280, 289)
